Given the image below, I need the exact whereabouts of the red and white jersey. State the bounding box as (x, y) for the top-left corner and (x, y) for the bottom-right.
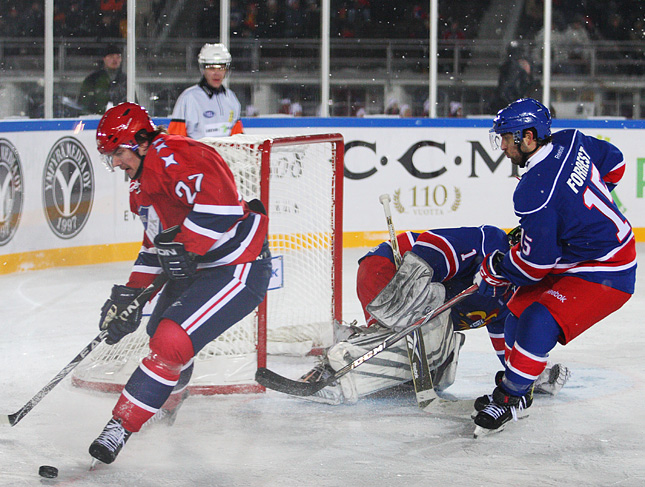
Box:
(126, 134), (267, 288)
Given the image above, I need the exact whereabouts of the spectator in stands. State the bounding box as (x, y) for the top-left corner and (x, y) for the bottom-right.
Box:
(533, 13), (567, 73)
(303, 0), (321, 38)
(384, 97), (400, 115)
(627, 18), (645, 75)
(560, 15), (592, 74)
(489, 41), (540, 114)
(78, 44), (127, 115)
(96, 12), (121, 39)
(290, 101), (303, 116)
(230, 0), (245, 37)
(2, 7), (23, 38)
(284, 0), (306, 38)
(21, 2), (45, 37)
(407, 3), (429, 39)
(278, 98), (292, 115)
(399, 104), (413, 117)
(98, 0), (125, 39)
(257, 0), (283, 38)
(520, 0), (544, 39)
(246, 105), (259, 117)
(601, 12), (632, 74)
(63, 1), (93, 38)
(199, 0), (219, 38)
(449, 101), (463, 117)
(242, 2), (259, 38)
(439, 18), (467, 73)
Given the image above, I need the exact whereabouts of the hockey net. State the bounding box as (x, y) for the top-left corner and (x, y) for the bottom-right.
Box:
(71, 133), (344, 395)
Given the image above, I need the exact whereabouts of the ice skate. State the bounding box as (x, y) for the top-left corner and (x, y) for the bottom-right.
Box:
(89, 418), (132, 464)
(472, 370), (505, 417)
(534, 363), (571, 395)
(298, 361), (345, 405)
(473, 386), (533, 438)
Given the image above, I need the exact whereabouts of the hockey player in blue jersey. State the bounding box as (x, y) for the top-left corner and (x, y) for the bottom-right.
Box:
(296, 225), (568, 405)
(474, 98), (636, 436)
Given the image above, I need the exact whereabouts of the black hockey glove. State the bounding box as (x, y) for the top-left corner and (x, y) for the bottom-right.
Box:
(99, 285), (145, 345)
(154, 226), (197, 280)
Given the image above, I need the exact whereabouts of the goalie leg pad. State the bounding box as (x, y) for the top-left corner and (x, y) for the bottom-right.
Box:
(326, 310), (453, 402)
(328, 340), (411, 403)
(366, 252), (446, 331)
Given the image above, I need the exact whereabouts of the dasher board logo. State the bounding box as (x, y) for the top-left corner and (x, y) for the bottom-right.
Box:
(42, 137), (94, 239)
(0, 139), (24, 246)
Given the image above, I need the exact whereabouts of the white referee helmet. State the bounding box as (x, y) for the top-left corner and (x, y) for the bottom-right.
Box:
(198, 43), (232, 74)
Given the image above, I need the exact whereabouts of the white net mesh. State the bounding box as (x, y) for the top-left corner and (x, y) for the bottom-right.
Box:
(72, 133), (342, 394)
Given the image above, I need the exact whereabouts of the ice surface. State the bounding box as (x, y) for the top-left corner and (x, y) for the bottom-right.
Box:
(0, 247), (644, 486)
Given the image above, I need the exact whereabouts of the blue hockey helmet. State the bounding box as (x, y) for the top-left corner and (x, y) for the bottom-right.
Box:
(489, 98), (551, 150)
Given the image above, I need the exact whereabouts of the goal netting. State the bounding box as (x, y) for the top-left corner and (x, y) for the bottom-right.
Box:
(72, 133), (344, 395)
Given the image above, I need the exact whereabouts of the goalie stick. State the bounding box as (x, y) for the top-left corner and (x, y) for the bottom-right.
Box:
(378, 193), (437, 410)
(256, 284), (478, 396)
(1, 273), (167, 427)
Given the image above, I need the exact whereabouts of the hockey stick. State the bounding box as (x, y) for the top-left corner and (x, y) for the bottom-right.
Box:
(1, 273), (167, 427)
(378, 193), (437, 409)
(256, 284), (478, 396)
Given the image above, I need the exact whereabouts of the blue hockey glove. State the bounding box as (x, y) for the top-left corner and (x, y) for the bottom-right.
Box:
(474, 250), (511, 297)
(154, 226), (197, 280)
(100, 285), (145, 345)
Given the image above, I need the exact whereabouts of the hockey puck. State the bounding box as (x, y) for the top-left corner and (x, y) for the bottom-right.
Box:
(38, 465), (58, 479)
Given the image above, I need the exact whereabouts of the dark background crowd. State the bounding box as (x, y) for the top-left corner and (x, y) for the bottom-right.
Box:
(1, 1), (642, 44)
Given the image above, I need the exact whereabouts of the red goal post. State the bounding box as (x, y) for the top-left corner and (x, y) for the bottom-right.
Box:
(72, 133), (344, 395)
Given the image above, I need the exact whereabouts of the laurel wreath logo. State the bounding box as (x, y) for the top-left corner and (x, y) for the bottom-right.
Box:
(393, 189), (405, 213)
(451, 187), (461, 212)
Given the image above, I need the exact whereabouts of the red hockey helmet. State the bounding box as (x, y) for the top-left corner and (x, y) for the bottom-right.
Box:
(96, 102), (155, 169)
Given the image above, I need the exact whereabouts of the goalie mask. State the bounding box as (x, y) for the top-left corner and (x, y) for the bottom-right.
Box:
(198, 43), (232, 74)
(507, 225), (522, 247)
(96, 103), (156, 171)
(489, 98), (551, 151)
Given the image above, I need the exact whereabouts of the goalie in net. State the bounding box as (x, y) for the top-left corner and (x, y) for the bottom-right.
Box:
(299, 225), (570, 405)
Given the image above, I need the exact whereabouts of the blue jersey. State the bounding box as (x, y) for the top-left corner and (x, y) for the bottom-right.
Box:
(360, 226), (511, 331)
(499, 129), (636, 294)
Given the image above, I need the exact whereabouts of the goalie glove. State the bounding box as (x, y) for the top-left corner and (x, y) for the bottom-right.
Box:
(154, 226), (197, 280)
(100, 285), (145, 345)
(475, 250), (511, 297)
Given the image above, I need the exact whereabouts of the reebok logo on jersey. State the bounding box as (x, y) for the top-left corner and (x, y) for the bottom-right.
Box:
(204, 111), (215, 118)
(566, 147), (591, 194)
(546, 289), (567, 303)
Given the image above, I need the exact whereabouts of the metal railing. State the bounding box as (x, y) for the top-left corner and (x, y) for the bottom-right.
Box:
(1, 37), (644, 118)
(2, 37), (643, 80)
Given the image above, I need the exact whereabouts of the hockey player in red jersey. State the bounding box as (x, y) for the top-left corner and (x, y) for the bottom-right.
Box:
(474, 98), (636, 436)
(89, 103), (271, 464)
